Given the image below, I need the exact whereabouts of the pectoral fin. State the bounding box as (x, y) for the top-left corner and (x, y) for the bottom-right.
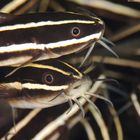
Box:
(5, 52), (43, 77)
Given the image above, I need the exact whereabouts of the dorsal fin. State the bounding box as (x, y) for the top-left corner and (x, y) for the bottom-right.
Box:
(0, 12), (15, 24)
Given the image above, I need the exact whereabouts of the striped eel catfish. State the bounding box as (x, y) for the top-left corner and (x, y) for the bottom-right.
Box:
(0, 11), (105, 67)
(0, 60), (111, 116)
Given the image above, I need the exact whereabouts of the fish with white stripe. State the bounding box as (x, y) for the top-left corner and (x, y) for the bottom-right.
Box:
(0, 12), (104, 67)
(0, 60), (112, 116)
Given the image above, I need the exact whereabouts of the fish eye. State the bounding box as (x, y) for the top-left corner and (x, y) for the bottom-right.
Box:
(42, 73), (54, 84)
(71, 27), (81, 37)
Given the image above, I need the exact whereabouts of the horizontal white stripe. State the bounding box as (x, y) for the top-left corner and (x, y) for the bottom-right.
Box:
(0, 43), (44, 52)
(0, 32), (102, 53)
(0, 20), (96, 32)
(9, 93), (67, 108)
(59, 60), (83, 78)
(22, 83), (68, 91)
(0, 82), (22, 90)
(26, 63), (81, 79)
(27, 64), (70, 76)
(35, 32), (102, 49)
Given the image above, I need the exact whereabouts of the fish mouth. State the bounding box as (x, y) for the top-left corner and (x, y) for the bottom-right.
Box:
(66, 76), (92, 98)
(63, 76), (113, 117)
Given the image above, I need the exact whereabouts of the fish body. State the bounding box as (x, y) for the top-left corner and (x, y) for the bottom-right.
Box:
(0, 12), (104, 67)
(0, 60), (92, 108)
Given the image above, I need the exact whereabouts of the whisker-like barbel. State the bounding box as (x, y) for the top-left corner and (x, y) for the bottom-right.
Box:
(79, 42), (95, 67)
(66, 98), (73, 114)
(101, 37), (115, 47)
(72, 98), (85, 117)
(97, 40), (119, 58)
(79, 36), (118, 67)
(82, 95), (101, 115)
(85, 93), (113, 107)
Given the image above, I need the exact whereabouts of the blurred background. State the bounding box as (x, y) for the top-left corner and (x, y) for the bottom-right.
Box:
(0, 0), (140, 140)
